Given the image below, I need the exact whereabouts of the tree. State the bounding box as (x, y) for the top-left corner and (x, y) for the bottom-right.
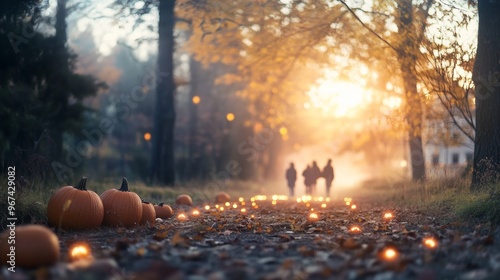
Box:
(150, 0), (176, 185)
(0, 0), (102, 181)
(471, 0), (500, 188)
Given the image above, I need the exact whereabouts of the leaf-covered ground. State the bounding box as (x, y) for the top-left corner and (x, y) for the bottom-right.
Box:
(6, 196), (500, 280)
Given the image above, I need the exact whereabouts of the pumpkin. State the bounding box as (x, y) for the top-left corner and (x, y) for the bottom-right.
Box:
(175, 194), (193, 206)
(140, 200), (156, 225)
(47, 177), (104, 230)
(0, 225), (60, 268)
(100, 178), (142, 227)
(154, 203), (174, 219)
(215, 192), (231, 203)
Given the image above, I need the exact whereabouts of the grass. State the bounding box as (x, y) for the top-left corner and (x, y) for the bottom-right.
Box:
(358, 176), (500, 225)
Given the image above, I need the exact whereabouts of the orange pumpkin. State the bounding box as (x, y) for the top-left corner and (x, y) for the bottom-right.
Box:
(215, 192), (231, 203)
(100, 178), (142, 227)
(175, 194), (193, 206)
(140, 201), (156, 225)
(0, 225), (60, 268)
(154, 203), (174, 219)
(47, 177), (104, 230)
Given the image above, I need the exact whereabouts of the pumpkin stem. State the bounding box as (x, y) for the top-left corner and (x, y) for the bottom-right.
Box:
(142, 200), (151, 205)
(75, 177), (88, 191)
(158, 202), (164, 206)
(119, 177), (130, 192)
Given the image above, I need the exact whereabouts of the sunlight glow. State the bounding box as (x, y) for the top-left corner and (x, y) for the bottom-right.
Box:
(308, 80), (371, 117)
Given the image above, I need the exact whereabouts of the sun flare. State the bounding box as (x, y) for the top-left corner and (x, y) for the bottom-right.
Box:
(307, 80), (371, 117)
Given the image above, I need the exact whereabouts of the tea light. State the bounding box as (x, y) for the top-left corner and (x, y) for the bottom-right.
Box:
(239, 197), (244, 202)
(225, 202), (230, 207)
(177, 213), (187, 221)
(350, 226), (362, 234)
(381, 248), (398, 261)
(326, 197), (331, 202)
(219, 206), (225, 211)
(306, 203), (311, 208)
(318, 197), (324, 202)
(321, 203), (327, 208)
(232, 203), (238, 209)
(383, 212), (394, 220)
(240, 208), (247, 214)
(346, 201), (351, 206)
(204, 205), (210, 211)
(192, 209), (200, 217)
(351, 204), (357, 210)
(296, 198), (302, 203)
(423, 237), (438, 249)
(308, 212), (319, 221)
(241, 201), (246, 206)
(69, 242), (92, 262)
(215, 204), (220, 209)
(272, 200), (277, 205)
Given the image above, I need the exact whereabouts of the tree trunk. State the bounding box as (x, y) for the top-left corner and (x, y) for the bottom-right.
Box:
(396, 0), (426, 181)
(51, 0), (68, 162)
(151, 0), (176, 185)
(471, 0), (500, 189)
(188, 55), (200, 179)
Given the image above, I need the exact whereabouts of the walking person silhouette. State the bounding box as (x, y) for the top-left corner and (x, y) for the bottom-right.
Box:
(322, 159), (335, 197)
(310, 161), (321, 196)
(285, 163), (297, 197)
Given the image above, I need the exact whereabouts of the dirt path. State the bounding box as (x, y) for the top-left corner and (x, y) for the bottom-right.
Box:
(7, 197), (500, 280)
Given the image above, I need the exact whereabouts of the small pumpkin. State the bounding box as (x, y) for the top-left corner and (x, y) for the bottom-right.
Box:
(175, 194), (193, 206)
(140, 200), (156, 225)
(215, 192), (231, 203)
(0, 225), (60, 268)
(154, 203), (174, 219)
(47, 177), (104, 230)
(100, 178), (142, 227)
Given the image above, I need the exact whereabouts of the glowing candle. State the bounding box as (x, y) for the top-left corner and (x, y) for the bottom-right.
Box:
(296, 198), (302, 203)
(219, 206), (225, 211)
(215, 204), (220, 209)
(241, 201), (246, 206)
(272, 200), (277, 205)
(225, 202), (230, 207)
(318, 197), (324, 202)
(69, 242), (92, 262)
(346, 201), (351, 206)
(326, 197), (331, 202)
(351, 204), (357, 210)
(321, 203), (327, 208)
(240, 208), (246, 213)
(239, 197), (244, 202)
(383, 212), (394, 220)
(177, 213), (187, 221)
(381, 248), (398, 261)
(306, 203), (311, 208)
(350, 226), (362, 234)
(192, 209), (200, 217)
(423, 237), (438, 249)
(204, 205), (210, 211)
(308, 212), (319, 221)
(233, 203), (238, 209)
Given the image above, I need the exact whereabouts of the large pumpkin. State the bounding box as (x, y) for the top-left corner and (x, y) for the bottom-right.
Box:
(175, 194), (193, 206)
(154, 203), (174, 219)
(100, 178), (142, 227)
(139, 201), (156, 225)
(0, 225), (60, 268)
(47, 177), (104, 230)
(215, 192), (231, 203)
